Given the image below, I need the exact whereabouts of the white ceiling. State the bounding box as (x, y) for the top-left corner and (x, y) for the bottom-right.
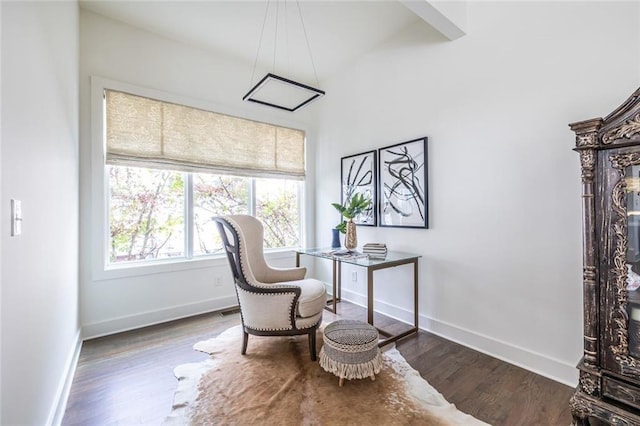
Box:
(80, 0), (426, 84)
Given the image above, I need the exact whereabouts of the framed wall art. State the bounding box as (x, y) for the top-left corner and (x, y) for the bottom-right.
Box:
(378, 137), (428, 228)
(340, 150), (377, 226)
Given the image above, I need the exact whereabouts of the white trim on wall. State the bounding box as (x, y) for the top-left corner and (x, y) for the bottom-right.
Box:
(339, 289), (578, 388)
(421, 314), (578, 388)
(46, 330), (82, 426)
(82, 295), (238, 340)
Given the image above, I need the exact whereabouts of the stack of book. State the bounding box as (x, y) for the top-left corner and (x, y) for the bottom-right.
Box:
(362, 243), (387, 259)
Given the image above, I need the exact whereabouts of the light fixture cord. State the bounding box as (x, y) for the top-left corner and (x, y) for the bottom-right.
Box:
(250, 0), (271, 88)
(249, 0), (321, 89)
(296, 0), (320, 87)
(284, 0), (289, 74)
(273, 1), (279, 74)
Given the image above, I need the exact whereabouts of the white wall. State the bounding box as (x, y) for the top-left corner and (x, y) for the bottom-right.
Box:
(313, 1), (640, 386)
(79, 10), (318, 338)
(1, 2), (80, 425)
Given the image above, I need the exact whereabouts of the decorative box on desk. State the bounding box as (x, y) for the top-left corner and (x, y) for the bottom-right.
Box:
(295, 248), (421, 347)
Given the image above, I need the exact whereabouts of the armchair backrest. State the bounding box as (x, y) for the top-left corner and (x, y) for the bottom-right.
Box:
(213, 216), (245, 289)
(213, 215), (271, 289)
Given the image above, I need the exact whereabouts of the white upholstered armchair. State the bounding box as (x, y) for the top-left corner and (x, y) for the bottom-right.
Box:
(213, 215), (327, 361)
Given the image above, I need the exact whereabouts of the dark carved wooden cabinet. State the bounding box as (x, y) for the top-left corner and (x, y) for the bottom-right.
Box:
(571, 87), (640, 425)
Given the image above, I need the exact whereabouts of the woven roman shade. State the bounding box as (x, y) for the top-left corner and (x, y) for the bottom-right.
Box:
(105, 90), (305, 179)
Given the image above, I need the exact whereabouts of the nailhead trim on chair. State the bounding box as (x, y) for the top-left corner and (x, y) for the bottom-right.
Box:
(296, 322), (318, 330)
(236, 285), (295, 331)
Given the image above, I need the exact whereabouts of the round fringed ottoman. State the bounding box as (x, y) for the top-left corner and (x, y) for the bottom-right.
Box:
(319, 319), (383, 387)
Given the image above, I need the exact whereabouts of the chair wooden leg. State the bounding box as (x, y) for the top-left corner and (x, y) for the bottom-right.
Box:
(309, 329), (317, 361)
(241, 330), (249, 355)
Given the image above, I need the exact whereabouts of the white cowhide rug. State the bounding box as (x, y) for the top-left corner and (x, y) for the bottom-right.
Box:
(165, 325), (489, 425)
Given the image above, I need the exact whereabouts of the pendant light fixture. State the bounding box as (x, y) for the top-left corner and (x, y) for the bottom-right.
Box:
(243, 0), (325, 112)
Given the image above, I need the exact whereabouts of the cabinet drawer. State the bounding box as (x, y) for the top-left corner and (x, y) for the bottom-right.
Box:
(603, 376), (640, 410)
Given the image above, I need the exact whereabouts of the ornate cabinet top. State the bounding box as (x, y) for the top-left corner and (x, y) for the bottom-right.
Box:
(570, 87), (640, 149)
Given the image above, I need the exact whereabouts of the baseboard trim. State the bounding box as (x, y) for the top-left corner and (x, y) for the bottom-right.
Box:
(339, 288), (415, 324)
(47, 328), (82, 426)
(339, 289), (578, 388)
(82, 295), (238, 340)
(421, 315), (578, 388)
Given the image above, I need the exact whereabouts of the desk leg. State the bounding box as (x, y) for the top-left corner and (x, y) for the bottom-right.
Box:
(414, 259), (419, 330)
(337, 261), (342, 303)
(332, 259), (338, 313)
(296, 252), (300, 268)
(375, 258), (420, 348)
(367, 267), (374, 325)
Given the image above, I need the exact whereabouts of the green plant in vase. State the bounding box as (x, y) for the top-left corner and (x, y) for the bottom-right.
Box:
(331, 193), (372, 250)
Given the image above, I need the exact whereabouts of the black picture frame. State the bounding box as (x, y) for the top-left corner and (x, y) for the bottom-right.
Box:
(378, 137), (428, 229)
(340, 150), (377, 226)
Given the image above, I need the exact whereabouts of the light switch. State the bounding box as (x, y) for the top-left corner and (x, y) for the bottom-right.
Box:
(11, 199), (22, 236)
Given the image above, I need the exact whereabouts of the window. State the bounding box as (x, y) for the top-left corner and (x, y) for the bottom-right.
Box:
(100, 83), (306, 267)
(109, 166), (185, 262)
(108, 166), (301, 264)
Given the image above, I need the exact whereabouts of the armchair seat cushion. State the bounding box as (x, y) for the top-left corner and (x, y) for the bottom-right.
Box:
(286, 278), (327, 318)
(295, 311), (323, 330)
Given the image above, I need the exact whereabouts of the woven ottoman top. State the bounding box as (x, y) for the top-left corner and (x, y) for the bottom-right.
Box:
(323, 320), (378, 346)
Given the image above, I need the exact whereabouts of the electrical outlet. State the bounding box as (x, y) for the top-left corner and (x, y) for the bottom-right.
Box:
(351, 271), (357, 282)
(213, 276), (223, 287)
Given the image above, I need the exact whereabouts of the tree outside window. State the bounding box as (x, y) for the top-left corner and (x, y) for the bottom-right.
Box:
(192, 173), (249, 257)
(109, 166), (184, 262)
(255, 178), (300, 248)
(108, 165), (301, 265)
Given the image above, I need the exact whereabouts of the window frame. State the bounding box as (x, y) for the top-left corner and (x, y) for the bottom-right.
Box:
(90, 77), (310, 281)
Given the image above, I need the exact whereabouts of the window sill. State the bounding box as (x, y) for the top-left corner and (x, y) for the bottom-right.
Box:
(92, 248), (299, 282)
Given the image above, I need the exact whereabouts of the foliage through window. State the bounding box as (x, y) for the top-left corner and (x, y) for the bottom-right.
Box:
(108, 165), (301, 265)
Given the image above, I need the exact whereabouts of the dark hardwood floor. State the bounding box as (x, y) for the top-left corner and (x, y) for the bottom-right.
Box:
(62, 302), (573, 425)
